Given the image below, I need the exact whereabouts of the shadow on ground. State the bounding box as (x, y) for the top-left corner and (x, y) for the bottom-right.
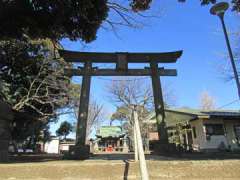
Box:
(7, 154), (63, 163)
(1, 153), (240, 180)
(89, 152), (240, 161)
(5, 151), (240, 164)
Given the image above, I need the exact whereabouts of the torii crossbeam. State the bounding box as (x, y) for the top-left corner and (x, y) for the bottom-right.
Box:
(59, 50), (182, 159)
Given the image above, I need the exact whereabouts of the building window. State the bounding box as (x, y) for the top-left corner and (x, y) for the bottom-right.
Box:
(192, 127), (197, 138)
(205, 124), (224, 136)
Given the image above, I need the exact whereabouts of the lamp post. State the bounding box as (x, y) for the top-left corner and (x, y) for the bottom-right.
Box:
(210, 2), (240, 99)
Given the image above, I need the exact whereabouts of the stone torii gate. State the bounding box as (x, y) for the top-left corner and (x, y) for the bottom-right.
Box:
(59, 50), (182, 159)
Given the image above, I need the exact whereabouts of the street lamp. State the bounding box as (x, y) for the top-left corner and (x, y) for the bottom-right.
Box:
(210, 2), (240, 99)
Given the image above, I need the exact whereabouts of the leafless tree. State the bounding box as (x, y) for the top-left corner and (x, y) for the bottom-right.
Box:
(199, 91), (216, 110)
(0, 39), (72, 122)
(108, 78), (153, 109)
(107, 77), (175, 150)
(216, 26), (240, 82)
(70, 86), (104, 140)
(108, 78), (176, 109)
(103, 0), (161, 34)
(12, 58), (70, 122)
(86, 100), (104, 139)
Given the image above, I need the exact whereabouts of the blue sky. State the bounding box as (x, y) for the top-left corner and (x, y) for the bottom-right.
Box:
(50, 0), (240, 136)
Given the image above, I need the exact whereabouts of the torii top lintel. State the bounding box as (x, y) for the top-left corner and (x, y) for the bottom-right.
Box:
(59, 50), (183, 63)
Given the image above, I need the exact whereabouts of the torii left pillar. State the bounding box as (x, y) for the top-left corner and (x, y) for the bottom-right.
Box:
(72, 61), (92, 159)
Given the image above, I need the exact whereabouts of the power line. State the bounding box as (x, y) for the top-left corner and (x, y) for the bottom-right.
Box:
(96, 77), (150, 82)
(217, 99), (240, 109)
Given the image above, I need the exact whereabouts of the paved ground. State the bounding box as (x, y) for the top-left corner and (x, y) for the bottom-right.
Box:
(0, 153), (240, 180)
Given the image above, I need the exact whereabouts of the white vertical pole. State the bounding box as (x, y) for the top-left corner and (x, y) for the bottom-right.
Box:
(133, 106), (149, 180)
(185, 130), (189, 151)
(134, 122), (139, 161)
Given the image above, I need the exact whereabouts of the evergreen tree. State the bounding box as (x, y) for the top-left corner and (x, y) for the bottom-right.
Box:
(0, 38), (76, 147)
(56, 121), (73, 140)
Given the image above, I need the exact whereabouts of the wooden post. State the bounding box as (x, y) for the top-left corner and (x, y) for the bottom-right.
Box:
(76, 61), (92, 146)
(185, 129), (189, 151)
(150, 60), (169, 144)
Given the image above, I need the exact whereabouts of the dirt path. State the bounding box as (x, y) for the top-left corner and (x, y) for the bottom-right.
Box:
(0, 154), (239, 180)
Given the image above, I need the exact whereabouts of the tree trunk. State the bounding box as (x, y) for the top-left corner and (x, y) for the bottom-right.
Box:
(0, 100), (13, 162)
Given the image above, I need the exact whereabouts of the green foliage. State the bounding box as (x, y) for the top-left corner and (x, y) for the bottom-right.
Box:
(0, 38), (71, 120)
(56, 121), (73, 140)
(0, 0), (109, 42)
(130, 0), (152, 12)
(0, 0), (238, 44)
(67, 83), (81, 111)
(0, 1), (154, 42)
(200, 0), (217, 5)
(232, 0), (240, 11)
(110, 105), (150, 147)
(168, 123), (191, 149)
(179, 0), (239, 12)
(110, 106), (130, 125)
(10, 111), (51, 150)
(0, 38), (75, 146)
(39, 125), (51, 144)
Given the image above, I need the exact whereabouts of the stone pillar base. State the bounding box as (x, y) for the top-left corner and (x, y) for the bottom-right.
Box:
(153, 142), (177, 155)
(64, 145), (90, 160)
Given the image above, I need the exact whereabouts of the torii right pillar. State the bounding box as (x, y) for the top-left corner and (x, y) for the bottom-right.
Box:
(150, 60), (169, 152)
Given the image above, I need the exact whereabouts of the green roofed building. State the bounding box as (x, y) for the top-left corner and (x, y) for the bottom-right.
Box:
(96, 126), (125, 138)
(92, 126), (128, 153)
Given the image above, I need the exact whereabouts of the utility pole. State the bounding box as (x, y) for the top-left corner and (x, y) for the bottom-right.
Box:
(210, 2), (240, 99)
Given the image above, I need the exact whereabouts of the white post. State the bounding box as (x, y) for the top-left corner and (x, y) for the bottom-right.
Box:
(134, 122), (139, 161)
(132, 106), (149, 180)
(185, 130), (189, 151)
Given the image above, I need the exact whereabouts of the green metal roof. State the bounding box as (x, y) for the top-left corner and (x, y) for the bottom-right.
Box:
(145, 108), (240, 127)
(96, 126), (125, 138)
(166, 108), (240, 117)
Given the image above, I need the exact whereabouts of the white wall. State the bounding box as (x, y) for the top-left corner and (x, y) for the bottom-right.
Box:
(190, 119), (204, 151)
(190, 118), (240, 151)
(59, 143), (74, 151)
(202, 119), (228, 150)
(225, 120), (240, 150)
(44, 138), (60, 154)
